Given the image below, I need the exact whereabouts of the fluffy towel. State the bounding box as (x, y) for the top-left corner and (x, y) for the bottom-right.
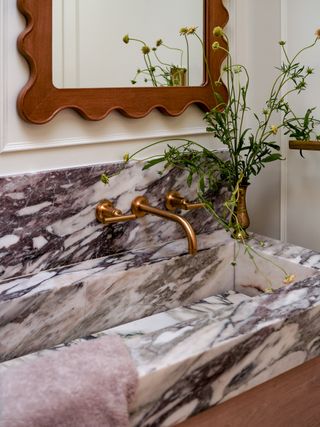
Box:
(0, 335), (138, 427)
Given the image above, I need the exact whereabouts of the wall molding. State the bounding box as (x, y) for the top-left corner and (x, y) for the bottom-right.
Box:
(0, 0), (8, 154)
(227, 0), (237, 63)
(2, 125), (208, 153)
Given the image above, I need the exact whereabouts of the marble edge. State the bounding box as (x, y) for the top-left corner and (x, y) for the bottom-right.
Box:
(126, 274), (320, 375)
(248, 233), (320, 270)
(2, 229), (319, 293)
(0, 230), (231, 296)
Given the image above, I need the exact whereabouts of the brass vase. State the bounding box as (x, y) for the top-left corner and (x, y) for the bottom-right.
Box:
(232, 184), (250, 240)
(170, 67), (187, 86)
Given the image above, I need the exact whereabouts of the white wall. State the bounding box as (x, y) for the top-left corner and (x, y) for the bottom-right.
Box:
(0, 0), (282, 239)
(233, 0), (282, 239)
(284, 0), (320, 251)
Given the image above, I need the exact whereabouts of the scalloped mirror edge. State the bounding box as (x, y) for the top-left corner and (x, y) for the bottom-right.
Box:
(17, 0), (229, 124)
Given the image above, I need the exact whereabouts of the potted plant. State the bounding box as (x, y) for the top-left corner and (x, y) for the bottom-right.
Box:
(118, 26), (320, 239)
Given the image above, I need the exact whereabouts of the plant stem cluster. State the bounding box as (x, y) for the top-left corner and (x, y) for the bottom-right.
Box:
(117, 27), (320, 233)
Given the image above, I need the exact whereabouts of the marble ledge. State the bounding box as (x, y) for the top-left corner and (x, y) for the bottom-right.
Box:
(248, 235), (320, 269)
(2, 230), (320, 300)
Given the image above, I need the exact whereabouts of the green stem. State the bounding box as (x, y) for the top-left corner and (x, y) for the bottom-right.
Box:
(127, 138), (208, 161)
(162, 43), (184, 68)
(194, 33), (216, 93)
(145, 53), (158, 86)
(152, 50), (174, 68)
(184, 35), (190, 85)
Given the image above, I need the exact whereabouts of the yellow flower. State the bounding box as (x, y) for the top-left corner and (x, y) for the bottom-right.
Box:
(180, 26), (197, 35)
(123, 153), (130, 163)
(187, 26), (197, 35)
(179, 27), (188, 35)
(141, 45), (151, 55)
(283, 274), (295, 285)
(264, 287), (274, 294)
(213, 26), (224, 37)
(212, 41), (220, 50)
(271, 125), (278, 135)
(315, 29), (320, 39)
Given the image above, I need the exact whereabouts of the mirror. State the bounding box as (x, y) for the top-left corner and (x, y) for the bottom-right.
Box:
(17, 0), (228, 124)
(53, 0), (204, 88)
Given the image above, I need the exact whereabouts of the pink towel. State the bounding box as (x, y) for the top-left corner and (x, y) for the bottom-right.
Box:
(0, 335), (138, 427)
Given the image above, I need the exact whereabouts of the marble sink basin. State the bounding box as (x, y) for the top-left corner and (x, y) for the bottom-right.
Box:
(1, 231), (320, 426)
(0, 230), (316, 363)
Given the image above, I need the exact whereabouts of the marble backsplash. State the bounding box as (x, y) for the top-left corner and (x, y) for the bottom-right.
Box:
(0, 161), (228, 281)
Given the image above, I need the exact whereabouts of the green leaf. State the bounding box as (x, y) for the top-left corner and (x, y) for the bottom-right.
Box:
(265, 142), (280, 150)
(100, 173), (110, 185)
(199, 176), (205, 193)
(187, 173), (193, 187)
(263, 153), (283, 163)
(142, 157), (165, 170)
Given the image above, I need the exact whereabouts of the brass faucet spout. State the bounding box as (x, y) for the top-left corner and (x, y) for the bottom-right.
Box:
(131, 196), (197, 255)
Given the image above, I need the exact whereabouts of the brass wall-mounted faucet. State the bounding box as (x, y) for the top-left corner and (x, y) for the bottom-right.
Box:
(96, 195), (198, 255)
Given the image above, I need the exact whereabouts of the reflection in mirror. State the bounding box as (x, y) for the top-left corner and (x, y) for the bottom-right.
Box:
(18, 0), (228, 123)
(52, 0), (204, 88)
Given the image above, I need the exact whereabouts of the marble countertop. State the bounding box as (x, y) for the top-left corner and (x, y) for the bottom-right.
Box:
(1, 232), (320, 426)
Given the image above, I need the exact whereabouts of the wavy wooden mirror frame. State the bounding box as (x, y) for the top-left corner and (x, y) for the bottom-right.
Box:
(17, 0), (229, 124)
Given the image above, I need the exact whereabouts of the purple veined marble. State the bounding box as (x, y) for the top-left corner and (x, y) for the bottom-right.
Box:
(3, 158), (320, 426)
(0, 158), (229, 362)
(1, 233), (320, 427)
(0, 161), (228, 281)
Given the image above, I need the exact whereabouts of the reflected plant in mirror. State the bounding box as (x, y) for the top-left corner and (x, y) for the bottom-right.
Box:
(122, 26), (200, 87)
(123, 34), (187, 87)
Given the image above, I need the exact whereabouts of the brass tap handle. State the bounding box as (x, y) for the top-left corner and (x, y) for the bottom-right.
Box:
(165, 191), (205, 211)
(96, 200), (136, 224)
